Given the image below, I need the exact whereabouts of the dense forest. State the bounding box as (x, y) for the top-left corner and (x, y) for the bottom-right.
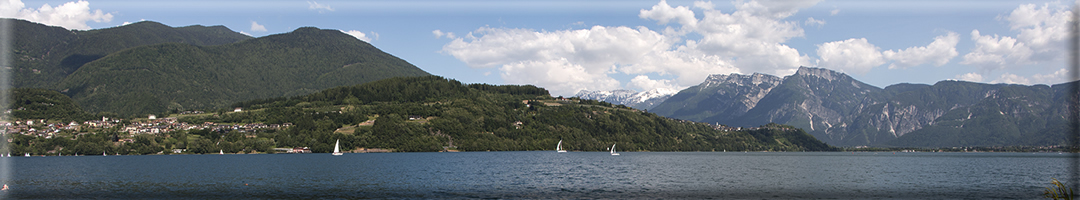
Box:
(6, 76), (836, 155)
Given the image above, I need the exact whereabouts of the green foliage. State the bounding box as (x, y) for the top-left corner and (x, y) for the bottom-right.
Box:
(1044, 178), (1074, 200)
(10, 88), (98, 122)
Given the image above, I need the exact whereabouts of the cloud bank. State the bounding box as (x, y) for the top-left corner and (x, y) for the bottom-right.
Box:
(0, 0), (112, 30)
(438, 0), (1064, 96)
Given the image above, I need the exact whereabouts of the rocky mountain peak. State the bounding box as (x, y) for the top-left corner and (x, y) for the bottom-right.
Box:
(795, 66), (844, 81)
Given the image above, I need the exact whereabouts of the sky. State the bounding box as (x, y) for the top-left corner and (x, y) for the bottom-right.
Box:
(2, 0), (1076, 97)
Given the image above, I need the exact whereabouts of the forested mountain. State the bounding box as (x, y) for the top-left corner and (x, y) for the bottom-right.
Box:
(650, 66), (1073, 147)
(183, 76), (833, 152)
(10, 19), (251, 88)
(52, 26), (429, 116)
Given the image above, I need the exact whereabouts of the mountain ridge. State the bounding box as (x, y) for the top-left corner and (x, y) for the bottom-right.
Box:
(10, 19), (253, 88)
(649, 66), (1071, 147)
(53, 26), (429, 116)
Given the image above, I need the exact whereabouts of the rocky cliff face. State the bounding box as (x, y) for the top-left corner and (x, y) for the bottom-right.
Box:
(651, 66), (1071, 147)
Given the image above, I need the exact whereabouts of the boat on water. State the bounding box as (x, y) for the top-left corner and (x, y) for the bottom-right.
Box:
(610, 143), (619, 156)
(332, 139), (343, 156)
(219, 150), (224, 155)
(556, 140), (567, 153)
(23, 153), (29, 157)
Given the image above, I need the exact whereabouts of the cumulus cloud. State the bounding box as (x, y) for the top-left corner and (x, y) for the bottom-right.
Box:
(815, 32), (960, 73)
(830, 9), (839, 16)
(804, 17), (825, 27)
(432, 30), (456, 39)
(954, 73), (983, 82)
(815, 38), (884, 74)
(961, 3), (1070, 73)
(308, 1), (333, 13)
(992, 73), (1032, 85)
(341, 30), (373, 42)
(883, 32), (959, 69)
(442, 0), (823, 96)
(250, 21), (267, 32)
(1031, 68), (1068, 83)
(628, 75), (682, 92)
(0, 0), (113, 30)
(500, 59), (622, 96)
(638, 0), (697, 27)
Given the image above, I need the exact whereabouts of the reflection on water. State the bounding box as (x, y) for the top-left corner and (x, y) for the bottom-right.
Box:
(7, 152), (1070, 199)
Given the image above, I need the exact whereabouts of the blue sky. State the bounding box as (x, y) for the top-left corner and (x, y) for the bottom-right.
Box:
(3, 0), (1074, 96)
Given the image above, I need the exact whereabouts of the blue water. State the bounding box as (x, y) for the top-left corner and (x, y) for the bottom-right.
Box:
(5, 152), (1072, 199)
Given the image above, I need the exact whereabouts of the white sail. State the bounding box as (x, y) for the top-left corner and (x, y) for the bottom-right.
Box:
(24, 153), (29, 157)
(610, 143), (619, 155)
(332, 139), (343, 156)
(219, 150), (224, 155)
(556, 140), (567, 153)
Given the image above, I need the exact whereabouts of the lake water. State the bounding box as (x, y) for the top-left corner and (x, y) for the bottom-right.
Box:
(3, 151), (1073, 199)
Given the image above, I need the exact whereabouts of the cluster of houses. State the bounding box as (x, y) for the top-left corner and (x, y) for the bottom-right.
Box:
(2, 116), (292, 139)
(124, 116), (291, 135)
(0, 118), (106, 138)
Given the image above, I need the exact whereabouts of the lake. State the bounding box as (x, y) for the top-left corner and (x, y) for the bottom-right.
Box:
(3, 151), (1072, 199)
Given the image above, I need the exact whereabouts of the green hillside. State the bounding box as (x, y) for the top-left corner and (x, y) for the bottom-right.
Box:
(9, 88), (101, 122)
(10, 19), (252, 88)
(184, 76), (835, 152)
(55, 27), (429, 116)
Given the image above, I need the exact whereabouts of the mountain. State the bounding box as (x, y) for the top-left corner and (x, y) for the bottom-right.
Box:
(10, 19), (252, 88)
(650, 66), (1072, 147)
(54, 27), (429, 116)
(574, 88), (678, 110)
(197, 75), (835, 152)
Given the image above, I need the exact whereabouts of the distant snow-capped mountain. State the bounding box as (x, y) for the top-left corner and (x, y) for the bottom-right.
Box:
(574, 88), (678, 110)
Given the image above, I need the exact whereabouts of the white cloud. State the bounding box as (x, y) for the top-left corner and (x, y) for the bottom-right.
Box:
(239, 31), (252, 36)
(250, 21), (267, 32)
(0, 0), (113, 30)
(628, 75), (682, 92)
(638, 0), (697, 27)
(499, 59), (622, 96)
(441, 0), (823, 96)
(883, 32), (959, 69)
(307, 1), (334, 13)
(804, 17), (825, 27)
(992, 73), (1031, 85)
(954, 73), (983, 82)
(815, 38), (884, 74)
(1031, 68), (1068, 83)
(961, 31), (1033, 73)
(432, 30), (456, 39)
(961, 3), (1070, 73)
(830, 9), (839, 16)
(674, 0), (813, 75)
(341, 30), (373, 42)
(432, 30), (445, 38)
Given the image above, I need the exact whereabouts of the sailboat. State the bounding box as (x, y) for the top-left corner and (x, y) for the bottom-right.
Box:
(556, 140), (567, 153)
(610, 143), (619, 156)
(332, 139), (343, 156)
(24, 153), (29, 157)
(219, 150), (224, 155)
(103, 152), (106, 156)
